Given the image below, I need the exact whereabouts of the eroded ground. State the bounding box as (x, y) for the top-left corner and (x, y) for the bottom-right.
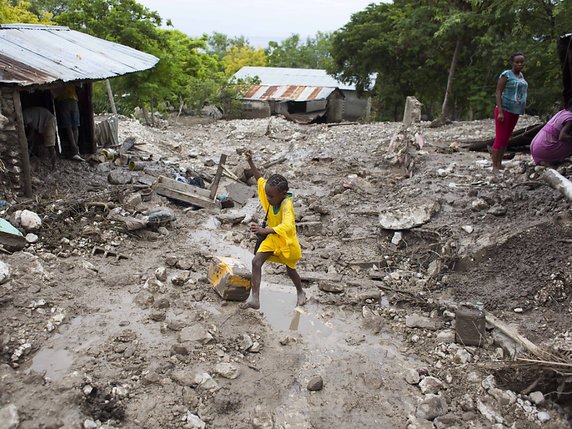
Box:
(1, 114), (572, 429)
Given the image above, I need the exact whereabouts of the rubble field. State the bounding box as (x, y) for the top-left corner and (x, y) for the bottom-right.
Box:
(1, 114), (572, 429)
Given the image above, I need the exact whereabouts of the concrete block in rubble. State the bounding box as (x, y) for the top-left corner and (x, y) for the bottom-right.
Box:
(406, 314), (440, 330)
(297, 221), (322, 236)
(403, 96), (422, 127)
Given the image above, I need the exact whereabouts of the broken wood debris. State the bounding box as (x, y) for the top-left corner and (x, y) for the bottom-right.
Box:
(155, 176), (217, 209)
(541, 168), (572, 202)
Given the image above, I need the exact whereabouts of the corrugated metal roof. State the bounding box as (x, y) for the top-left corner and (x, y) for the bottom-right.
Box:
(234, 66), (377, 91)
(0, 24), (159, 86)
(242, 84), (339, 102)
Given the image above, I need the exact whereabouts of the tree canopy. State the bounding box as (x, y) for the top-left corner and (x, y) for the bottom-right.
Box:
(330, 0), (572, 120)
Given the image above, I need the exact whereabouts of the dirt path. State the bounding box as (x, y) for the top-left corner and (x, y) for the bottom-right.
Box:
(1, 115), (571, 428)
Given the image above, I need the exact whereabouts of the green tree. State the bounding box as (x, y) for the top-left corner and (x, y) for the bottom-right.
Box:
(0, 0), (52, 23)
(266, 32), (333, 69)
(223, 45), (267, 76)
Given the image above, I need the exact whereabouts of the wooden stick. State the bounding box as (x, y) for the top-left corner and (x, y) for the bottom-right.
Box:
(209, 154), (227, 200)
(485, 313), (544, 358)
(542, 168), (572, 202)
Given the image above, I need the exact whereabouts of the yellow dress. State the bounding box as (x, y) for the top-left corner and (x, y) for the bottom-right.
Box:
(256, 177), (302, 269)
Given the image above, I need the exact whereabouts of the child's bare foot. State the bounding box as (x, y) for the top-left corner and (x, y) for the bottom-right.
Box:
(239, 297), (260, 310)
(296, 291), (307, 307)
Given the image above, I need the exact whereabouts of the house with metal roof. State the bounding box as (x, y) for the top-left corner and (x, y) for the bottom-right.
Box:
(234, 66), (375, 123)
(0, 24), (159, 197)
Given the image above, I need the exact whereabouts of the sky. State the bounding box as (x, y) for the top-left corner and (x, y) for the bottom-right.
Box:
(136, 0), (377, 47)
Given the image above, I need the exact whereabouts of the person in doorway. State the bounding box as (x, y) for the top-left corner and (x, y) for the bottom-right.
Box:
(53, 84), (84, 161)
(240, 150), (305, 310)
(491, 52), (528, 174)
(530, 101), (572, 165)
(22, 106), (58, 167)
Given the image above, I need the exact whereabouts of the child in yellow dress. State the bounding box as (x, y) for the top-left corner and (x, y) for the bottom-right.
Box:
(240, 150), (305, 310)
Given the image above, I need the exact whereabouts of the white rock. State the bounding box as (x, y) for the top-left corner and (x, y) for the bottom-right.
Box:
(529, 391), (545, 405)
(215, 362), (240, 379)
(0, 260), (10, 285)
(83, 419), (98, 429)
(0, 404), (19, 429)
(419, 376), (443, 394)
(537, 411), (550, 423)
(453, 348), (473, 364)
(25, 233), (39, 243)
(436, 329), (455, 343)
(391, 232), (403, 245)
(19, 209), (42, 231)
(461, 225), (474, 234)
(405, 369), (420, 385)
(186, 412), (206, 429)
(476, 399), (504, 424)
(192, 371), (219, 392)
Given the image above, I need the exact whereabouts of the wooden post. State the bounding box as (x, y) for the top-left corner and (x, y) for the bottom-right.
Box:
(542, 168), (572, 202)
(209, 154), (227, 200)
(12, 90), (32, 197)
(105, 79), (119, 148)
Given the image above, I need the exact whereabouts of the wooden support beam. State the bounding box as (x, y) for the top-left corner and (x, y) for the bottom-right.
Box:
(209, 154), (227, 200)
(12, 90), (32, 197)
(542, 168), (572, 202)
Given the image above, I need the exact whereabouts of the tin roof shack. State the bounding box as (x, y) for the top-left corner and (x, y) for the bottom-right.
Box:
(0, 24), (158, 197)
(234, 66), (375, 122)
(240, 84), (344, 124)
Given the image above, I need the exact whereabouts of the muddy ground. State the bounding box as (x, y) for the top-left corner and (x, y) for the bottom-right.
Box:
(1, 113), (572, 429)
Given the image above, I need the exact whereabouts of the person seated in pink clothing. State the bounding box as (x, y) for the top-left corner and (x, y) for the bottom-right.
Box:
(530, 101), (572, 166)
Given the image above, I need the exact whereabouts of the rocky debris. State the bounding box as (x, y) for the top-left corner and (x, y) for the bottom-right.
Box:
(406, 314), (440, 330)
(251, 405), (274, 429)
(214, 362), (240, 379)
(307, 375), (324, 391)
(379, 202), (440, 230)
(405, 369), (420, 385)
(318, 281), (344, 294)
(418, 376), (443, 395)
(178, 325), (214, 345)
(186, 412), (206, 429)
(416, 394), (448, 420)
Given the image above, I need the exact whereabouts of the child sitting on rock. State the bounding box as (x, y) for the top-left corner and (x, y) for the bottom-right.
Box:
(240, 150), (306, 310)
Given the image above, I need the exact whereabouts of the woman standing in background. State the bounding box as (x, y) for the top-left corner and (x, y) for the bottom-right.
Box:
(491, 52), (528, 174)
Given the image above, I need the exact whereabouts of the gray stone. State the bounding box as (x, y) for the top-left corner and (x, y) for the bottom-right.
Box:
(123, 192), (142, 210)
(405, 368), (420, 385)
(416, 394), (448, 420)
(176, 258), (195, 270)
(134, 290), (154, 309)
(489, 387), (516, 406)
(307, 375), (323, 391)
(0, 404), (19, 429)
(434, 414), (462, 429)
(318, 281), (344, 294)
(471, 198), (489, 211)
(458, 393), (474, 411)
(407, 417), (434, 429)
(436, 329), (456, 344)
(154, 297), (170, 309)
(239, 333), (254, 351)
(453, 348), (472, 364)
(149, 311), (166, 321)
(179, 325), (214, 344)
(488, 204), (507, 216)
(214, 362), (240, 379)
(419, 376), (444, 394)
(108, 169), (132, 185)
(171, 344), (189, 356)
(251, 405), (274, 429)
(476, 399), (503, 424)
(155, 266), (167, 282)
(529, 391), (545, 405)
(406, 314), (440, 330)
(191, 370), (219, 392)
(171, 271), (190, 286)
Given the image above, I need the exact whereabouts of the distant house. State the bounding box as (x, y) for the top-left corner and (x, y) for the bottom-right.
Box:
(233, 66), (375, 123)
(0, 24), (159, 197)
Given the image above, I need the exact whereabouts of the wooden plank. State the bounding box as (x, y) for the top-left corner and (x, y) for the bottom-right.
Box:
(157, 176), (211, 198)
(156, 176), (216, 209)
(210, 154), (227, 200)
(155, 186), (217, 209)
(13, 90), (32, 197)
